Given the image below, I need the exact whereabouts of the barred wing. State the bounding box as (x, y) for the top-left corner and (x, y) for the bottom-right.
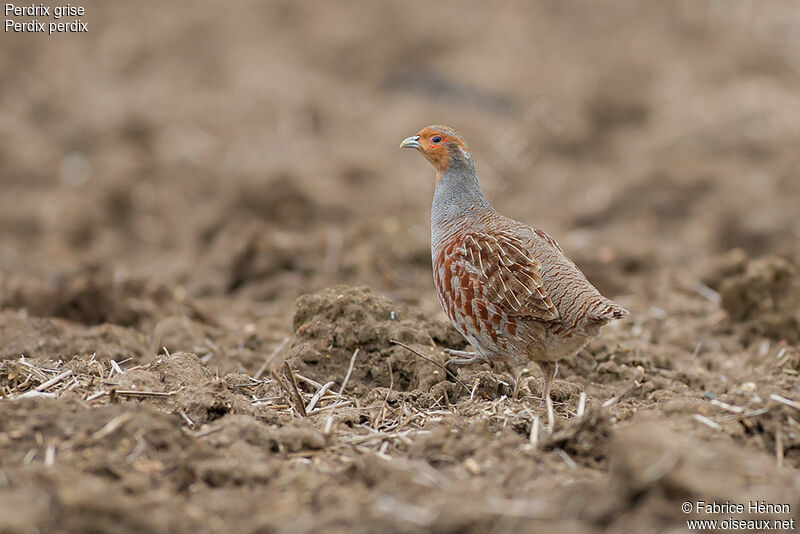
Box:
(460, 232), (560, 321)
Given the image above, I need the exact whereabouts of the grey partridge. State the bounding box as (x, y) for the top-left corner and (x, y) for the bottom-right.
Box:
(400, 125), (629, 402)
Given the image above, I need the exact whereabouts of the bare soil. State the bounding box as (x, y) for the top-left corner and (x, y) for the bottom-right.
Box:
(2, 2), (800, 533)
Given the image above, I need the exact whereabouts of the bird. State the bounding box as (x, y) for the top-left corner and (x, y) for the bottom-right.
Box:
(400, 125), (629, 404)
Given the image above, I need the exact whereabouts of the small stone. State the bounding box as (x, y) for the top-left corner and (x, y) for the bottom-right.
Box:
(463, 458), (481, 475)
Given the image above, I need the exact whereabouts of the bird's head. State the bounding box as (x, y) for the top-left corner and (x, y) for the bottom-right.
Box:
(400, 125), (471, 179)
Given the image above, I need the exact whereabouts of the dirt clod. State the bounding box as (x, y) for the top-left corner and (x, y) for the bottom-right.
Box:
(719, 256), (800, 343)
(291, 286), (462, 393)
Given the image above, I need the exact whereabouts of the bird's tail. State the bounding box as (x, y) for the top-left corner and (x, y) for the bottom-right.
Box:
(588, 297), (629, 323)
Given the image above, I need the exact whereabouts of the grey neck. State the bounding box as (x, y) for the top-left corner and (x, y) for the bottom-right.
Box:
(431, 155), (492, 246)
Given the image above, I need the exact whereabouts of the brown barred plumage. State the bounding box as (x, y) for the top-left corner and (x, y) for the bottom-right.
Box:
(401, 125), (629, 402)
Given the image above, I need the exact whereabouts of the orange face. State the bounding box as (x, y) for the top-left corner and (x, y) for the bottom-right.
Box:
(400, 126), (469, 176)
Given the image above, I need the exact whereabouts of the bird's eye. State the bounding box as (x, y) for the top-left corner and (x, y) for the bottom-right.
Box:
(431, 136), (442, 143)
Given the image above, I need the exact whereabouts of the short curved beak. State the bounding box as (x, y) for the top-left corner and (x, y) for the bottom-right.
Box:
(399, 135), (421, 149)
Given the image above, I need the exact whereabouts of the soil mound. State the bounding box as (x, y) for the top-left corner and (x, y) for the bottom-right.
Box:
(719, 256), (800, 343)
(292, 286), (464, 393)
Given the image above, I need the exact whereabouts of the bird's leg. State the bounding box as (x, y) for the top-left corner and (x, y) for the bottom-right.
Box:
(539, 361), (558, 404)
(539, 361), (558, 428)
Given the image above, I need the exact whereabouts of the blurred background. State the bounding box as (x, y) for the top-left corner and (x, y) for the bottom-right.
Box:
(2, 0), (799, 316)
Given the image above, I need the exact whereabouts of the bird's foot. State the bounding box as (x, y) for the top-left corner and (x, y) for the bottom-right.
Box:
(443, 349), (490, 380)
(443, 348), (479, 358)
